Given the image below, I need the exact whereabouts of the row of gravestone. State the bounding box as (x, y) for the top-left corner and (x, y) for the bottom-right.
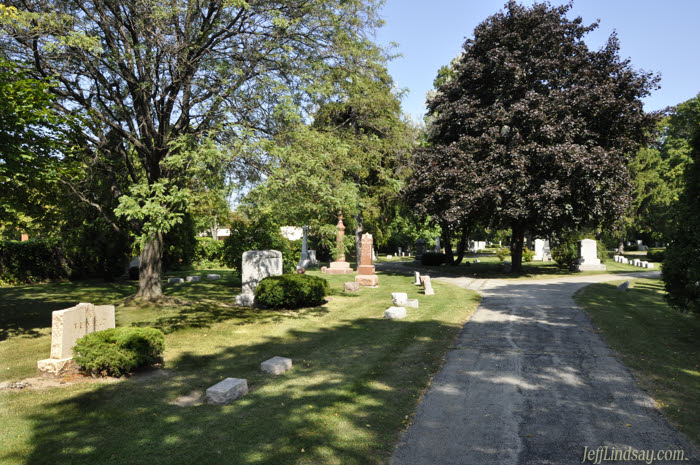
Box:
(613, 255), (655, 269)
(168, 274), (220, 284)
(384, 272), (435, 320)
(206, 355), (292, 404)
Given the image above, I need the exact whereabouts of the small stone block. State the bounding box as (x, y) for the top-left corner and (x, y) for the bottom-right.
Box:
(235, 293), (255, 307)
(37, 358), (79, 377)
(355, 274), (379, 287)
(168, 277), (184, 284)
(392, 292), (408, 306)
(344, 281), (360, 292)
(646, 262), (655, 269)
(206, 274), (221, 280)
(260, 356), (292, 375)
(206, 378), (248, 404)
(387, 255), (393, 259)
(405, 299), (419, 308)
(384, 307), (407, 319)
(186, 276), (201, 282)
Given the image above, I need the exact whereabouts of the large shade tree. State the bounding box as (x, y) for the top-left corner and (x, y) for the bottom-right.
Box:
(407, 1), (659, 272)
(2, 0), (384, 299)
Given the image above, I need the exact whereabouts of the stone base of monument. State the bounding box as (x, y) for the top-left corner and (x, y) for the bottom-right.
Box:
(235, 293), (255, 307)
(260, 356), (292, 375)
(323, 261), (354, 274)
(384, 307), (407, 319)
(37, 357), (79, 377)
(405, 299), (419, 308)
(344, 281), (361, 292)
(355, 274), (379, 287)
(575, 263), (607, 271)
(206, 378), (248, 404)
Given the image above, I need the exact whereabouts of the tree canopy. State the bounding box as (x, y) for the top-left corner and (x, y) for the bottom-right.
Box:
(406, 1), (659, 271)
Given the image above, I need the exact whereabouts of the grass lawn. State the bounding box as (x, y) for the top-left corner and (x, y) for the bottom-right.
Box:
(395, 253), (660, 280)
(0, 269), (480, 465)
(574, 278), (700, 446)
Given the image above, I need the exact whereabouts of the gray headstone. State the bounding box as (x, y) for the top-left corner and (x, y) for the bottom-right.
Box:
(236, 250), (283, 306)
(405, 299), (419, 308)
(344, 281), (360, 292)
(617, 281), (630, 292)
(168, 277), (184, 284)
(422, 276), (435, 295)
(206, 378), (248, 404)
(186, 276), (201, 282)
(392, 292), (408, 306)
(384, 307), (407, 319)
(206, 274), (221, 280)
(260, 356), (292, 375)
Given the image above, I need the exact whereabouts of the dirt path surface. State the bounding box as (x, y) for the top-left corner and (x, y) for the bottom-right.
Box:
(391, 271), (699, 465)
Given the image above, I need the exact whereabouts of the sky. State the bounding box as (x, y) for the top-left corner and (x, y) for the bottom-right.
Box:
(374, 0), (700, 122)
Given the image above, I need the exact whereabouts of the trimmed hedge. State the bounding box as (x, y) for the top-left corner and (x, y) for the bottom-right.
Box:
(647, 249), (665, 262)
(73, 327), (165, 377)
(255, 274), (330, 309)
(0, 239), (69, 285)
(420, 252), (448, 266)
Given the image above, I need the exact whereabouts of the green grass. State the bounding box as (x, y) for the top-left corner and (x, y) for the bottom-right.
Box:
(0, 269), (480, 465)
(574, 279), (700, 446)
(396, 253), (658, 280)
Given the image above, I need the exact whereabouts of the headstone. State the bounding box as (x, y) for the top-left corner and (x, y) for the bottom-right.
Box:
(434, 236), (441, 253)
(621, 257), (629, 265)
(617, 281), (630, 292)
(344, 281), (360, 292)
(387, 254), (393, 259)
(533, 239), (546, 261)
(422, 276), (435, 295)
(575, 239), (606, 271)
(372, 249), (377, 261)
(260, 356), (292, 375)
(645, 262), (655, 269)
(641, 261), (649, 268)
(37, 303), (116, 376)
(206, 378), (248, 404)
(398, 247), (402, 255)
(308, 250), (319, 266)
(235, 250), (283, 306)
(470, 240), (486, 253)
(168, 277), (184, 284)
(384, 307), (407, 319)
(633, 259), (642, 267)
(414, 238), (426, 260)
(323, 216), (354, 275)
(405, 299), (419, 308)
(298, 225), (311, 269)
(355, 232), (379, 287)
(413, 271), (421, 285)
(392, 292), (408, 306)
(473, 259), (480, 263)
(206, 274), (221, 280)
(186, 276), (201, 282)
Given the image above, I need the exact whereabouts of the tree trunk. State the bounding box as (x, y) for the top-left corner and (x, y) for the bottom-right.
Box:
(136, 232), (164, 300)
(510, 227), (525, 273)
(355, 212), (363, 265)
(442, 225), (454, 265)
(452, 226), (469, 265)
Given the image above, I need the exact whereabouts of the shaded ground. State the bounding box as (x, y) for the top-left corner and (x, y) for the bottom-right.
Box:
(392, 272), (699, 465)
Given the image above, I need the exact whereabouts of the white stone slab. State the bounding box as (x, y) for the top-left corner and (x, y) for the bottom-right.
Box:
(384, 307), (407, 319)
(413, 271), (421, 285)
(392, 292), (408, 306)
(206, 378), (248, 404)
(405, 299), (419, 308)
(94, 305), (115, 332)
(206, 274), (221, 280)
(186, 276), (201, 282)
(168, 277), (184, 284)
(50, 303), (91, 359)
(646, 262), (655, 269)
(260, 356), (292, 375)
(575, 239), (605, 271)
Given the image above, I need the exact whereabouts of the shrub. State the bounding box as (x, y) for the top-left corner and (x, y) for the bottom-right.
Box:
(193, 236), (226, 267)
(0, 239), (69, 285)
(647, 249), (665, 262)
(522, 246), (535, 262)
(626, 243), (639, 252)
(495, 247), (510, 262)
(551, 233), (579, 269)
(421, 252), (448, 266)
(255, 274), (330, 309)
(73, 327), (165, 377)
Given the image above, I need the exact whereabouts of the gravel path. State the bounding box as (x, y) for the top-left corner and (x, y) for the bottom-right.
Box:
(391, 271), (699, 465)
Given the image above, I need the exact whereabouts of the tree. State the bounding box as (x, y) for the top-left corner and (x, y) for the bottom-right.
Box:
(662, 118), (700, 313)
(2, 0), (384, 299)
(407, 1), (658, 272)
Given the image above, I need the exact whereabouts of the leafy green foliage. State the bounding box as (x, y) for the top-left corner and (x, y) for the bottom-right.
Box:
(646, 249), (665, 262)
(495, 247), (510, 262)
(73, 327), (165, 377)
(0, 239), (69, 285)
(407, 2), (658, 272)
(522, 247), (535, 263)
(420, 252), (448, 266)
(663, 124), (700, 313)
(193, 237), (226, 268)
(254, 274), (330, 309)
(551, 232), (580, 270)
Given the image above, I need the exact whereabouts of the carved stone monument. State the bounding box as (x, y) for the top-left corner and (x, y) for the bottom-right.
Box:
(323, 215), (354, 275)
(355, 233), (379, 287)
(235, 250), (283, 306)
(37, 303), (116, 376)
(575, 239), (606, 271)
(434, 236), (441, 253)
(297, 225), (318, 268)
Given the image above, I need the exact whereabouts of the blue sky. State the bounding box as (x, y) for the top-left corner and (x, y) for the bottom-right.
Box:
(375, 0), (700, 122)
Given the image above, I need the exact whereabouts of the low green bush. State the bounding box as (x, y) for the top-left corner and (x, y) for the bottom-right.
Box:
(193, 236), (226, 267)
(522, 247), (535, 262)
(495, 247), (510, 262)
(73, 327), (165, 377)
(255, 274), (330, 309)
(647, 249), (665, 262)
(421, 252), (448, 266)
(0, 239), (69, 285)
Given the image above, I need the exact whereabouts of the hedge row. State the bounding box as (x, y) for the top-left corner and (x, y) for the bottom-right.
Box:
(0, 239), (69, 285)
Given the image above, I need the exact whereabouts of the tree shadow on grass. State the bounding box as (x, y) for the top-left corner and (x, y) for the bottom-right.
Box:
(15, 317), (463, 465)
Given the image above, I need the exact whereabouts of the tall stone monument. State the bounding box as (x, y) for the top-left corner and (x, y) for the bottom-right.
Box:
(575, 239), (606, 271)
(533, 239), (552, 261)
(355, 233), (379, 287)
(414, 238), (426, 260)
(434, 236), (441, 253)
(37, 303), (115, 376)
(235, 250), (283, 306)
(322, 215), (354, 275)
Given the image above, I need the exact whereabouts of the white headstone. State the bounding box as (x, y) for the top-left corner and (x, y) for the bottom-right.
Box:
(405, 299), (419, 308)
(206, 274), (221, 280)
(235, 250), (283, 306)
(186, 276), (201, 282)
(413, 271), (421, 285)
(645, 262), (655, 269)
(387, 254), (393, 259)
(384, 307), (407, 319)
(392, 293), (408, 306)
(575, 239), (606, 271)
